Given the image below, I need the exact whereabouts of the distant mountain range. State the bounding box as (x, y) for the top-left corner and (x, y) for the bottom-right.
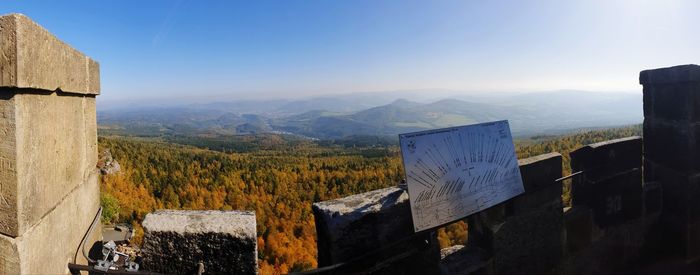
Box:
(98, 90), (642, 138)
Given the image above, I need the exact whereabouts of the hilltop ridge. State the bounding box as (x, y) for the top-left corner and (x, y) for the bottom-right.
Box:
(98, 90), (642, 138)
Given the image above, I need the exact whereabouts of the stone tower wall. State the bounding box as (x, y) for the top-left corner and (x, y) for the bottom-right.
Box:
(0, 13), (101, 274)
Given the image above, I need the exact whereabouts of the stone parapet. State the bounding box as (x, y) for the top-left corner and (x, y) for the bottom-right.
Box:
(141, 210), (258, 275)
(469, 152), (563, 275)
(640, 64), (700, 85)
(517, 152), (562, 192)
(312, 187), (440, 274)
(570, 137), (643, 227)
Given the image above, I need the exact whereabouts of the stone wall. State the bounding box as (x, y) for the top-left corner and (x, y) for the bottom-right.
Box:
(306, 134), (672, 274)
(0, 13), (101, 274)
(467, 152), (564, 275)
(641, 64), (700, 261)
(562, 137), (657, 274)
(141, 210), (258, 275)
(570, 137), (644, 228)
(309, 153), (563, 275)
(312, 187), (440, 274)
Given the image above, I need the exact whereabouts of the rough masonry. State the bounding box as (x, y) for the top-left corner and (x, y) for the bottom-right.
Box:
(0, 13), (101, 274)
(641, 64), (700, 261)
(141, 210), (258, 275)
(467, 152), (564, 275)
(312, 187), (441, 274)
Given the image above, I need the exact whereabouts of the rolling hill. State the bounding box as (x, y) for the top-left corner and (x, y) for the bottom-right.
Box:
(98, 90), (642, 138)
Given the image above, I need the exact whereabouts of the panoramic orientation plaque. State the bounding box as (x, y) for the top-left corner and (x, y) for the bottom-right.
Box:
(399, 120), (524, 232)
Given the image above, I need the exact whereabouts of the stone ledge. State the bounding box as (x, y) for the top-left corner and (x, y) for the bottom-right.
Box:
(312, 187), (408, 234)
(143, 210), (256, 239)
(570, 136), (642, 181)
(518, 152), (562, 192)
(142, 210), (258, 275)
(0, 13), (99, 95)
(312, 187), (441, 273)
(640, 64), (700, 85)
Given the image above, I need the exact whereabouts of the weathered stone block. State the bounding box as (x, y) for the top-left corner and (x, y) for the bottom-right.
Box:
(0, 13), (101, 274)
(640, 64), (700, 85)
(587, 169), (644, 228)
(561, 216), (651, 274)
(643, 118), (700, 172)
(0, 94), (18, 236)
(643, 181), (663, 215)
(570, 137), (644, 228)
(517, 152), (562, 192)
(142, 210), (258, 275)
(312, 187), (440, 274)
(645, 161), (700, 259)
(0, 14), (99, 95)
(0, 91), (97, 237)
(646, 162), (700, 219)
(0, 171), (99, 274)
(487, 200), (563, 275)
(643, 82), (700, 122)
(688, 221), (700, 260)
(439, 245), (493, 275)
(469, 153), (564, 275)
(639, 64), (700, 264)
(643, 85), (652, 118)
(564, 206), (593, 253)
(570, 136), (642, 181)
(508, 182), (562, 215)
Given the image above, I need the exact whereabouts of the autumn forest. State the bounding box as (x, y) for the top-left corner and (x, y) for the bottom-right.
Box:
(98, 125), (641, 274)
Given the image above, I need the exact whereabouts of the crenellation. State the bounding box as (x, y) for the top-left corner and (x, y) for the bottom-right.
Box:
(467, 152), (563, 275)
(571, 136), (642, 181)
(516, 152), (562, 192)
(570, 137), (643, 228)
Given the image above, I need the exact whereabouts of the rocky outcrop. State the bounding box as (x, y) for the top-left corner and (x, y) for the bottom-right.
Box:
(97, 149), (121, 175)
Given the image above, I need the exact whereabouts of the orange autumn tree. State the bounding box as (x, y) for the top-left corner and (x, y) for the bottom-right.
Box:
(98, 136), (402, 274)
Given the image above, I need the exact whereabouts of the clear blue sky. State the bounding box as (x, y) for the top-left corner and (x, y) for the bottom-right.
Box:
(1, 0), (698, 103)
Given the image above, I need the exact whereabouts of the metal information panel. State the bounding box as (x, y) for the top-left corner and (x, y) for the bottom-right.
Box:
(399, 120), (524, 232)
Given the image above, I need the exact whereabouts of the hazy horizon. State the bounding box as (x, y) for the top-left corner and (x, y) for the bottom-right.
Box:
(1, 0), (697, 104)
(95, 88), (640, 110)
